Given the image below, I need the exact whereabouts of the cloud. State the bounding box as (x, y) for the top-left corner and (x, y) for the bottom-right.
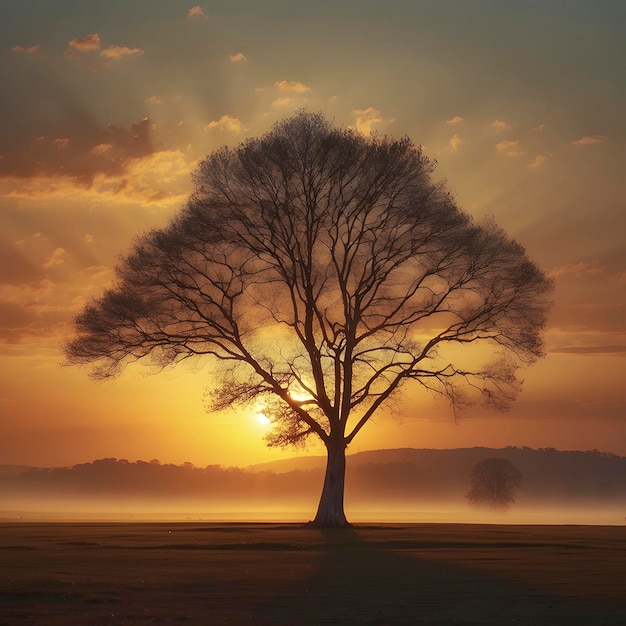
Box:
(549, 260), (603, 278)
(490, 119), (511, 131)
(86, 265), (114, 281)
(0, 257), (121, 345)
(352, 107), (383, 135)
(496, 139), (526, 157)
(12, 45), (39, 53)
(1, 236), (81, 335)
(64, 33), (101, 58)
(64, 34), (142, 63)
(527, 155), (547, 169)
(572, 135), (608, 145)
(0, 296), (48, 345)
(90, 143), (113, 156)
(1, 149), (191, 208)
(0, 117), (155, 184)
(187, 6), (208, 19)
(0, 276), (55, 310)
(205, 115), (246, 133)
(271, 97), (308, 109)
(229, 52), (248, 63)
(551, 345), (626, 356)
(100, 45), (144, 60)
(449, 133), (462, 152)
(275, 80), (311, 94)
(68, 33), (101, 52)
(446, 116), (464, 125)
(146, 96), (161, 104)
(0, 240), (40, 285)
(84, 234), (94, 244)
(42, 247), (66, 270)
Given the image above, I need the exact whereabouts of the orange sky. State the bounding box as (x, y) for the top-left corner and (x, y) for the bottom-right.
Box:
(1, 1), (625, 468)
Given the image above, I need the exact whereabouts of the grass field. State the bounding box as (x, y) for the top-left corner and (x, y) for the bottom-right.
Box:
(1, 522), (625, 624)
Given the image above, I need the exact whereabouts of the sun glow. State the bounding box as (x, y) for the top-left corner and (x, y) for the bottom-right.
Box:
(256, 412), (271, 425)
(288, 388), (314, 404)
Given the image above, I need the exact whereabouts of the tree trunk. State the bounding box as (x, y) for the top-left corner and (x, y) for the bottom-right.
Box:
(310, 437), (350, 527)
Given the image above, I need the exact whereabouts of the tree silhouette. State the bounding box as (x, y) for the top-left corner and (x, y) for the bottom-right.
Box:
(466, 457), (523, 509)
(64, 112), (553, 527)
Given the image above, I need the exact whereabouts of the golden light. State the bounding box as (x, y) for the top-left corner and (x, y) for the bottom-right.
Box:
(288, 387), (314, 403)
(256, 412), (271, 425)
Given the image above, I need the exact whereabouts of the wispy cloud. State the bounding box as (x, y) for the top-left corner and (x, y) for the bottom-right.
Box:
(0, 277), (55, 313)
(549, 260), (603, 278)
(64, 34), (142, 63)
(43, 247), (66, 270)
(0, 118), (155, 183)
(90, 144), (113, 156)
(551, 345), (626, 356)
(64, 33), (101, 58)
(446, 116), (463, 125)
(11, 45), (39, 53)
(527, 155), (547, 169)
(205, 115), (246, 133)
(146, 96), (161, 104)
(572, 135), (608, 145)
(490, 119), (511, 131)
(352, 107), (384, 135)
(187, 6), (208, 19)
(496, 139), (525, 157)
(271, 97), (308, 109)
(69, 33), (100, 52)
(2, 149), (191, 208)
(275, 80), (311, 93)
(449, 133), (462, 152)
(229, 52), (248, 63)
(100, 45), (143, 60)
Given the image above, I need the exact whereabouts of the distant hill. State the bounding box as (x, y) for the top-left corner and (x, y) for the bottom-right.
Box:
(250, 446), (626, 500)
(0, 465), (34, 478)
(2, 447), (625, 506)
(346, 447), (626, 503)
(247, 455), (326, 473)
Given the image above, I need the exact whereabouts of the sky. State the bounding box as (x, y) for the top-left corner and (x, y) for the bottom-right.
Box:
(1, 0), (625, 468)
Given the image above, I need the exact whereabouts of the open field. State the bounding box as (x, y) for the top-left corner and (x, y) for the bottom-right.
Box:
(1, 522), (625, 625)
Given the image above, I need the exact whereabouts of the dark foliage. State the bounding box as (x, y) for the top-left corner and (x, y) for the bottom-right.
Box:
(466, 457), (522, 509)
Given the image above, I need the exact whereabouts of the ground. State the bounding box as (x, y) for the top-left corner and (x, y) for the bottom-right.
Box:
(1, 522), (625, 624)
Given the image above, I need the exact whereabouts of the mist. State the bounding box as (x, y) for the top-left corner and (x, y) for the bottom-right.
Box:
(2, 447), (625, 525)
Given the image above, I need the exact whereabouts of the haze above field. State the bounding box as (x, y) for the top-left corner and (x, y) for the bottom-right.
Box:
(1, 1), (625, 468)
(2, 447), (625, 525)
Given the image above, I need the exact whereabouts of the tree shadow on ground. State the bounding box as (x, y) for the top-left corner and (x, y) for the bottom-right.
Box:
(254, 526), (626, 626)
(2, 523), (625, 625)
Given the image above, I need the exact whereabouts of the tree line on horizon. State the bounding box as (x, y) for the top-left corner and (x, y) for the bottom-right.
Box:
(2, 447), (625, 507)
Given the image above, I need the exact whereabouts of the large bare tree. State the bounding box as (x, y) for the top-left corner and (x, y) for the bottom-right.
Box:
(65, 112), (553, 526)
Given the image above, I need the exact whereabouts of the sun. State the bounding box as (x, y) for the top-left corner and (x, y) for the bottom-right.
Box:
(256, 412), (271, 425)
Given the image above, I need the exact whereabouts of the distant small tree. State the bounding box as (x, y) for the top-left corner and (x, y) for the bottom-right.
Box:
(466, 457), (522, 509)
(64, 111), (552, 527)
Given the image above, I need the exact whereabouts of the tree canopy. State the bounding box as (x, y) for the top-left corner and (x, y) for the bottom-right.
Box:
(466, 457), (523, 509)
(65, 111), (553, 526)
